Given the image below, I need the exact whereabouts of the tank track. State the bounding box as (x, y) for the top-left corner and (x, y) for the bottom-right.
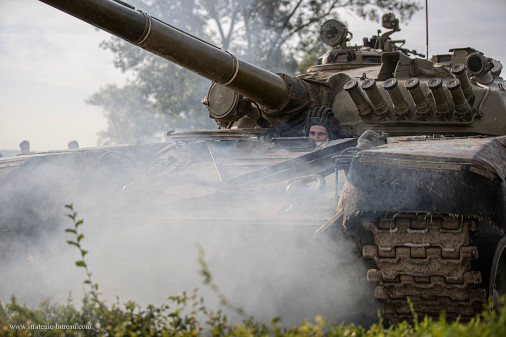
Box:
(362, 212), (487, 324)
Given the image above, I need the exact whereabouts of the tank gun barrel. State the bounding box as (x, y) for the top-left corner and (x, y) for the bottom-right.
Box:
(40, 0), (288, 110)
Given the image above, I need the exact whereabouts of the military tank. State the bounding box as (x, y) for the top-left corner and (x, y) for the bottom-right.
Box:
(3, 0), (505, 324)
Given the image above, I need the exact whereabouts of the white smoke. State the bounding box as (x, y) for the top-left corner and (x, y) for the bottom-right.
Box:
(0, 142), (377, 326)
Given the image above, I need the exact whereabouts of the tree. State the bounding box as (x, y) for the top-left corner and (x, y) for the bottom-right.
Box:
(89, 0), (420, 145)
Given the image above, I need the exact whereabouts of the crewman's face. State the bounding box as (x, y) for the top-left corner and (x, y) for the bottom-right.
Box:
(308, 125), (329, 141)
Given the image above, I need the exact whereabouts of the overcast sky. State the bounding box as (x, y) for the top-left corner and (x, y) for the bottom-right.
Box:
(1, 0), (505, 152)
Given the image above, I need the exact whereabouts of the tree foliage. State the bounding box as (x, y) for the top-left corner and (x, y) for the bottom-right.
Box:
(89, 0), (420, 145)
(195, 0), (420, 69)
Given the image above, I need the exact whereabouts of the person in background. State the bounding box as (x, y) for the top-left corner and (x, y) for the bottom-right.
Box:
(68, 140), (79, 149)
(18, 140), (33, 155)
(304, 106), (340, 141)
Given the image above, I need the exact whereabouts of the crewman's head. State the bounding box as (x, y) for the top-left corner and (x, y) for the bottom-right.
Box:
(304, 106), (339, 141)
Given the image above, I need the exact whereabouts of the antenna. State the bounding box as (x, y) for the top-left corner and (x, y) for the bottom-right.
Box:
(426, 0), (429, 59)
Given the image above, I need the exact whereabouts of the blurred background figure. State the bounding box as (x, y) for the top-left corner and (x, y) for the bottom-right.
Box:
(67, 140), (79, 149)
(18, 140), (32, 155)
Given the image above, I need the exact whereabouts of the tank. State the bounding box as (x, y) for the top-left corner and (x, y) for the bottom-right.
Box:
(1, 0), (505, 324)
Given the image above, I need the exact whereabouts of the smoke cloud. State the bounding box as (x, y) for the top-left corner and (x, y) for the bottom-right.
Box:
(0, 141), (377, 326)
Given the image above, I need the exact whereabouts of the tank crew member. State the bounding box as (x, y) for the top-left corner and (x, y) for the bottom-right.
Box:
(304, 106), (340, 141)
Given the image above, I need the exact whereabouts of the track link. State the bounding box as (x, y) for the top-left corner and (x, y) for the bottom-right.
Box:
(362, 212), (486, 324)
